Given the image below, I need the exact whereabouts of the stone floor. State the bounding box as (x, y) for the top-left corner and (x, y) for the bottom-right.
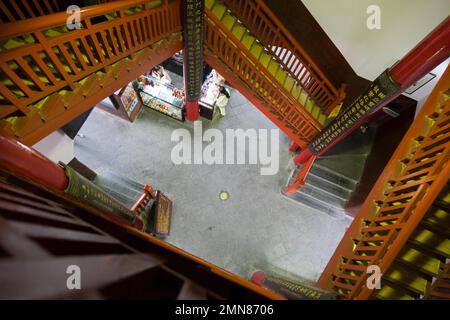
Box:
(74, 87), (352, 282)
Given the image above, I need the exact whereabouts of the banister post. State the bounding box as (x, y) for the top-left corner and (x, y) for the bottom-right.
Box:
(182, 0), (205, 122)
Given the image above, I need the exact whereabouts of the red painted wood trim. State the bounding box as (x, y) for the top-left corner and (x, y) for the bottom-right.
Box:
(185, 100), (200, 122)
(390, 16), (450, 88)
(0, 134), (68, 193)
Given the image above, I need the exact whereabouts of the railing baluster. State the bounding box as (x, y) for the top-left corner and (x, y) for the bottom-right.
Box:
(20, 0), (36, 19)
(133, 19), (141, 45)
(42, 1), (54, 14)
(15, 57), (47, 92)
(33, 1), (46, 16)
(77, 37), (94, 66)
(105, 28), (118, 56)
(111, 26), (124, 54)
(0, 2), (15, 22)
(30, 52), (59, 86)
(57, 43), (79, 75)
(69, 40), (89, 72)
(140, 17), (149, 43)
(0, 82), (27, 113)
(9, 0), (26, 20)
(0, 61), (34, 99)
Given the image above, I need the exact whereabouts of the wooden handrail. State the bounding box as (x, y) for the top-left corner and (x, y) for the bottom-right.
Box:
(316, 63), (450, 299)
(222, 0), (342, 111)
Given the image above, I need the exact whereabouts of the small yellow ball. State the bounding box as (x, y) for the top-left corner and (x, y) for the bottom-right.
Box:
(219, 191), (229, 201)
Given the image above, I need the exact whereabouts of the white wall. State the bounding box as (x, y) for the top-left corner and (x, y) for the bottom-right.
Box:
(405, 58), (449, 101)
(302, 0), (449, 81)
(411, 58), (449, 116)
(32, 130), (75, 164)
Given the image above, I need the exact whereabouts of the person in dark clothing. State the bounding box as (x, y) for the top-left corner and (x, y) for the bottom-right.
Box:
(203, 63), (213, 84)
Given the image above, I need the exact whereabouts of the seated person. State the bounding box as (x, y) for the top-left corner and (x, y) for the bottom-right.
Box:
(206, 69), (225, 86)
(151, 65), (172, 85)
(133, 76), (146, 91)
(142, 78), (154, 91)
(215, 86), (231, 117)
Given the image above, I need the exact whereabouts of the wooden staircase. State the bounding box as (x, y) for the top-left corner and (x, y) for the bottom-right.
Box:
(316, 63), (450, 300)
(0, 0), (182, 145)
(203, 0), (345, 147)
(221, 0), (345, 113)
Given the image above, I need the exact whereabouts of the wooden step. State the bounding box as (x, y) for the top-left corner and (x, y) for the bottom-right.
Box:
(6, 110), (43, 138)
(409, 227), (450, 258)
(205, 0), (215, 10)
(221, 12), (236, 31)
(231, 24), (246, 41)
(36, 94), (65, 122)
(383, 263), (429, 295)
(396, 246), (441, 276)
(211, 2), (227, 20)
(421, 205), (450, 236)
(373, 283), (416, 300)
(437, 183), (450, 205)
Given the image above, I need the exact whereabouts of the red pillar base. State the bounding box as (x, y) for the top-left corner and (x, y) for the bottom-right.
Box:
(185, 100), (199, 122)
(285, 185), (299, 195)
(293, 148), (313, 165)
(251, 271), (266, 285)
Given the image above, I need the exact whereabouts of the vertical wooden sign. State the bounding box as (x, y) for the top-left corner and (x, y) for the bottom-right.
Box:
(309, 70), (400, 154)
(183, 0), (204, 121)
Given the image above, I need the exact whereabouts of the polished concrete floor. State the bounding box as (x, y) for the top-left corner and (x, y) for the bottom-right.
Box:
(74, 88), (352, 282)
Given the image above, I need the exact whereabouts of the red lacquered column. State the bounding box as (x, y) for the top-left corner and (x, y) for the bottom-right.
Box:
(0, 134), (68, 193)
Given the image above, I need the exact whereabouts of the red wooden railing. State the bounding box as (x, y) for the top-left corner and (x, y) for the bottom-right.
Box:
(204, 7), (322, 145)
(285, 155), (316, 194)
(0, 0), (181, 118)
(316, 63), (450, 299)
(222, 0), (344, 112)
